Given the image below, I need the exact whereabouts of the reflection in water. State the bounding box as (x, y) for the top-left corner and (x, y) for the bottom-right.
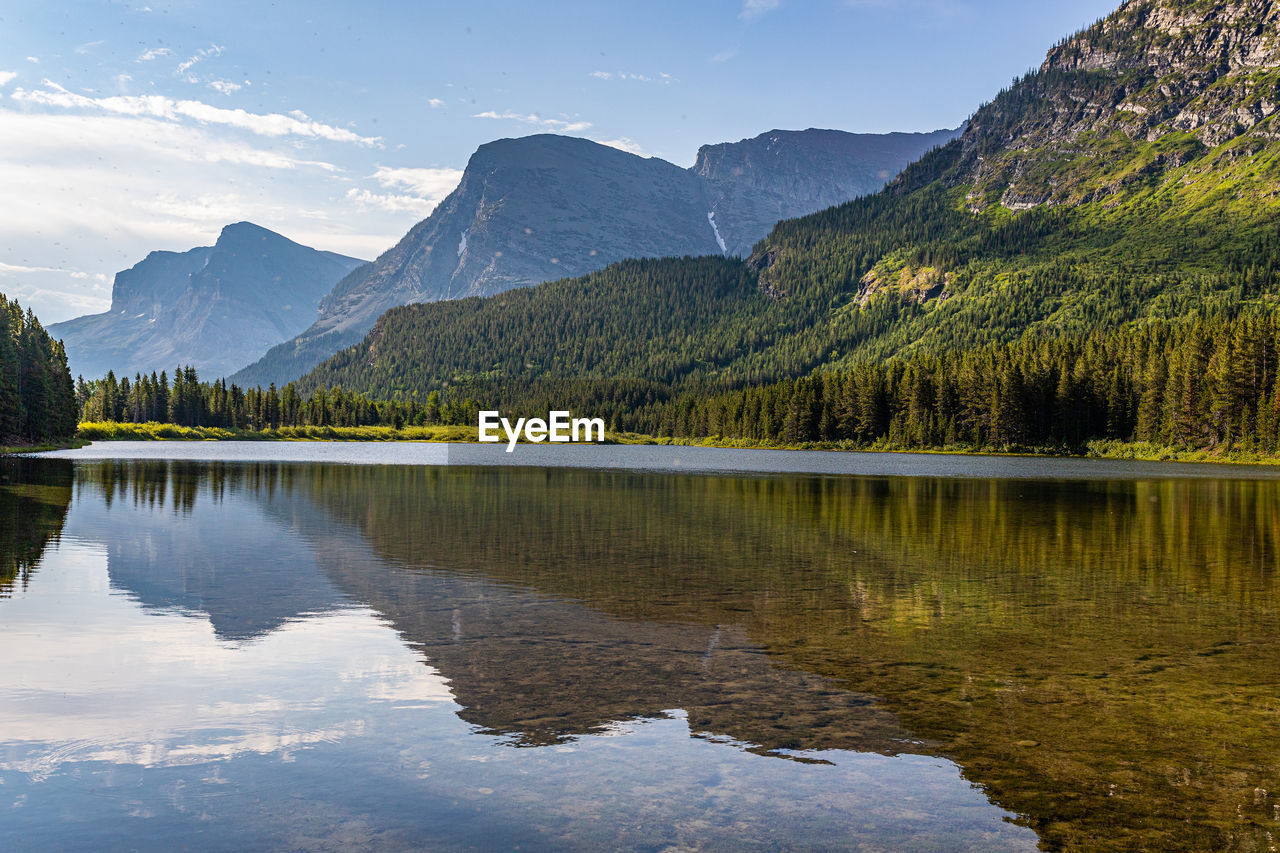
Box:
(293, 464), (1280, 852)
(1, 457), (1278, 850)
(0, 458), (71, 596)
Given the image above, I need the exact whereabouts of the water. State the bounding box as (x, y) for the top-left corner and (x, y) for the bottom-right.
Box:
(3, 445), (1280, 851)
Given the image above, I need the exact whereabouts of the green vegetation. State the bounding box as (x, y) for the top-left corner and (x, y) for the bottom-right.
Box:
(0, 295), (78, 449)
(263, 0), (1280, 467)
(636, 313), (1280, 455)
(77, 367), (481, 431)
(72, 3), (1280, 469)
(77, 420), (475, 443)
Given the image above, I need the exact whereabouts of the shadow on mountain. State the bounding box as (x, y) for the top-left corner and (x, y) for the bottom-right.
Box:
(0, 458), (72, 597)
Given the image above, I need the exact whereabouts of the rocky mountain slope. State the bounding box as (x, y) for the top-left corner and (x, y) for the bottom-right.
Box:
(50, 223), (363, 380)
(231, 128), (955, 388)
(294, 0), (1280, 409)
(693, 127), (958, 255)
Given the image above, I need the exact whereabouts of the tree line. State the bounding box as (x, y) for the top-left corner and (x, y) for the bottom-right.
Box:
(0, 295), (77, 445)
(77, 367), (480, 430)
(633, 313), (1280, 453)
(76, 311), (1280, 457)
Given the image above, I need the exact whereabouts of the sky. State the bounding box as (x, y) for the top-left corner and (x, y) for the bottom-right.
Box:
(0, 0), (1120, 323)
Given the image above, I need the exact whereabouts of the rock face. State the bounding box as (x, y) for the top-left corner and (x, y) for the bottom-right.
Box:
(232, 128), (956, 388)
(49, 223), (364, 380)
(925, 0), (1280, 209)
(693, 128), (959, 256)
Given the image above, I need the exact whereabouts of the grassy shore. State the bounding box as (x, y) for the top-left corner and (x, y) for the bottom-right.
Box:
(76, 421), (477, 442)
(1, 437), (88, 455)
(69, 421), (1280, 466)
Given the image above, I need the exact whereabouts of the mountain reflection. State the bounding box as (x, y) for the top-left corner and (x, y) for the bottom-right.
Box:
(48, 459), (1280, 852)
(72, 461), (347, 640)
(289, 464), (1280, 853)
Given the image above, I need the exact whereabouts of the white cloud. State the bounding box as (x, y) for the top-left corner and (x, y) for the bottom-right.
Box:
(136, 48), (171, 62)
(472, 110), (592, 133)
(207, 79), (243, 95)
(74, 39), (105, 55)
(427, 98), (444, 108)
(371, 166), (462, 199)
(0, 106), (413, 321)
(346, 166), (464, 217)
(345, 188), (435, 215)
(740, 0), (781, 20)
(711, 48), (738, 63)
(176, 44), (224, 79)
(594, 137), (651, 157)
(12, 80), (382, 146)
(588, 71), (672, 84)
(25, 57), (39, 64)
(0, 72), (16, 87)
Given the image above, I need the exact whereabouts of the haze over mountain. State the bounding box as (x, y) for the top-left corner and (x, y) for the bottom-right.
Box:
(49, 223), (363, 380)
(231, 127), (956, 388)
(295, 0), (1280, 414)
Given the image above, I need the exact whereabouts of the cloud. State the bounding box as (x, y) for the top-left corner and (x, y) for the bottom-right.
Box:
(0, 260), (106, 280)
(176, 44), (224, 79)
(371, 166), (463, 199)
(0, 72), (16, 87)
(588, 71), (674, 84)
(25, 57), (38, 64)
(346, 166), (464, 216)
(207, 80), (243, 95)
(136, 48), (171, 62)
(0, 106), (411, 321)
(710, 48), (738, 63)
(345, 188), (435, 215)
(594, 137), (651, 157)
(11, 80), (382, 146)
(740, 0), (780, 20)
(74, 39), (105, 55)
(472, 110), (592, 133)
(427, 98), (444, 108)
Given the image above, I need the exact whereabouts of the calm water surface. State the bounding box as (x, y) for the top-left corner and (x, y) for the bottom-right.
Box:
(4, 444), (1280, 850)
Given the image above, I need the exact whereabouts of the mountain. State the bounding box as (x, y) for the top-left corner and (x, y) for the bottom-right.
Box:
(692, 127), (959, 256)
(49, 222), (364, 380)
(231, 128), (956, 388)
(294, 0), (1280, 412)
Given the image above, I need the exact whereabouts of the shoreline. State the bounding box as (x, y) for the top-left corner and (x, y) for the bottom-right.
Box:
(60, 421), (1280, 469)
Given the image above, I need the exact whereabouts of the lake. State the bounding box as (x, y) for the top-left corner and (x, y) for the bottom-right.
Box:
(4, 443), (1279, 850)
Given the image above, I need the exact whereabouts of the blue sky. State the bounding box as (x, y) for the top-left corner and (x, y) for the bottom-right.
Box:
(0, 0), (1119, 322)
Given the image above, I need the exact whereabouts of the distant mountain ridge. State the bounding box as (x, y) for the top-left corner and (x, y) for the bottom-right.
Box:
(230, 127), (957, 388)
(50, 223), (363, 380)
(692, 127), (959, 256)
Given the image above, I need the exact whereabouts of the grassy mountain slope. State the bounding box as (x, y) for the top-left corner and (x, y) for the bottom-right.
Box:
(297, 0), (1280, 409)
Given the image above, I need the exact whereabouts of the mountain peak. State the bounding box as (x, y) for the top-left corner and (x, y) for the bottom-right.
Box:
(50, 225), (364, 379)
(915, 0), (1280, 210)
(215, 221), (294, 247)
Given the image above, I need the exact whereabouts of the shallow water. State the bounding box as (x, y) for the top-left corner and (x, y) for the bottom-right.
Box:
(3, 450), (1280, 850)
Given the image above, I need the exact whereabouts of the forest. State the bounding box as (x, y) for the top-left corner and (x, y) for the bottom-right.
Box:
(77, 310), (1280, 458)
(76, 367), (478, 431)
(0, 295), (78, 447)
